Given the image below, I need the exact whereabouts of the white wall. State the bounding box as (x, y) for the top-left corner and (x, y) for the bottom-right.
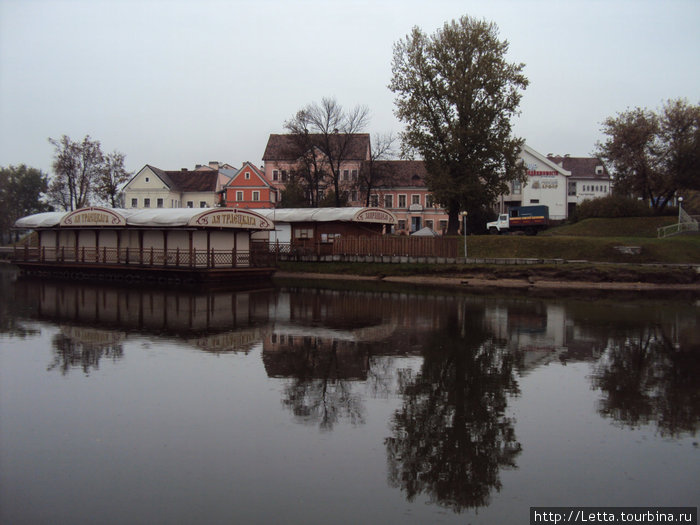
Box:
(520, 149), (569, 220)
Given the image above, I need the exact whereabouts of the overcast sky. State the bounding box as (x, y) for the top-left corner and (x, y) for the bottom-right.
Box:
(1, 0), (698, 176)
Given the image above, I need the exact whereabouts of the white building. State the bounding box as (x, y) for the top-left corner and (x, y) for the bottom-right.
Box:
(501, 145), (571, 220)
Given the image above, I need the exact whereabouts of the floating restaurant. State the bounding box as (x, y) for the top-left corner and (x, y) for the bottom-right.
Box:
(12, 206), (276, 285)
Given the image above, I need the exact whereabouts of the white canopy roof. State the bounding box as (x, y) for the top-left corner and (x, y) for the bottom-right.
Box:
(254, 207), (397, 224)
(14, 207), (273, 230)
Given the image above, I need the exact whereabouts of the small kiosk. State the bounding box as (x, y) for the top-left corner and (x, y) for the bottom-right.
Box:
(12, 206), (276, 285)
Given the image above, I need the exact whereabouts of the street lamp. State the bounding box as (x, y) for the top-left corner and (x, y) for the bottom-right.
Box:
(678, 196), (683, 223)
(460, 211), (468, 259)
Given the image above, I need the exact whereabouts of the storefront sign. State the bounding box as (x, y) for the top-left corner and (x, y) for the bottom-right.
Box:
(354, 208), (397, 224)
(60, 207), (126, 227)
(192, 209), (273, 229)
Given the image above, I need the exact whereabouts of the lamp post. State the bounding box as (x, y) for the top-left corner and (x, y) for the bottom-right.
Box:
(678, 196), (683, 223)
(460, 211), (468, 260)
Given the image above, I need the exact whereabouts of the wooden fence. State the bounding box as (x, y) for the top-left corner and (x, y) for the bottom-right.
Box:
(332, 236), (459, 258)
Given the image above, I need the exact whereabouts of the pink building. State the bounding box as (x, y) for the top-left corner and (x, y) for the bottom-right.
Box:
(366, 160), (448, 234)
(262, 133), (370, 203)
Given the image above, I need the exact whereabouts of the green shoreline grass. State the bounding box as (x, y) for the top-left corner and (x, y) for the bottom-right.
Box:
(278, 218), (700, 283)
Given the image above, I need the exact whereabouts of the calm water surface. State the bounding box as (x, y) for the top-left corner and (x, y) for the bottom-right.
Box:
(0, 269), (698, 524)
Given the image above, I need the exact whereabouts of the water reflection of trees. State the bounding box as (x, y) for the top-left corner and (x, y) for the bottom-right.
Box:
(48, 331), (124, 376)
(385, 304), (523, 513)
(592, 325), (700, 437)
(265, 335), (368, 431)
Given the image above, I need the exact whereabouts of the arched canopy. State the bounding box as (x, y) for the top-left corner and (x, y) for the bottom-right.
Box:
(15, 207), (274, 231)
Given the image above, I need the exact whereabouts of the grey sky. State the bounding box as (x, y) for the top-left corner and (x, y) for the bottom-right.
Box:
(1, 0), (698, 176)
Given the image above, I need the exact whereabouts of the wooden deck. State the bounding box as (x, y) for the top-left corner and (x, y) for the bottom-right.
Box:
(10, 245), (277, 285)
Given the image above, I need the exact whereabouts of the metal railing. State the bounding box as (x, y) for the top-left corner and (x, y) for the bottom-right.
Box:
(657, 208), (699, 238)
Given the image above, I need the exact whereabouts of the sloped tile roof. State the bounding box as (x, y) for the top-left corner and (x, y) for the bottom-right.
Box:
(370, 160), (428, 188)
(150, 166), (220, 192)
(547, 155), (610, 180)
(263, 133), (371, 161)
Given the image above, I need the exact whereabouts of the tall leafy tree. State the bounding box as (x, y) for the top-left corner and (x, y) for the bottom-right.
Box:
(389, 15), (528, 234)
(597, 98), (700, 212)
(0, 164), (50, 243)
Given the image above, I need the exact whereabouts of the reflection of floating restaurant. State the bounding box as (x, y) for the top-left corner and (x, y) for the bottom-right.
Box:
(12, 206), (276, 284)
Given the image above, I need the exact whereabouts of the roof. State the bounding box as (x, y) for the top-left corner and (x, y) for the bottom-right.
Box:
(262, 133), (371, 161)
(14, 207), (273, 230)
(547, 155), (611, 180)
(370, 160), (428, 188)
(254, 207), (397, 225)
(522, 145), (571, 176)
(152, 167), (221, 192)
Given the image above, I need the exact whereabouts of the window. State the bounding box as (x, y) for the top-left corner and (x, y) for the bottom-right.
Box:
(370, 194), (379, 207)
(145, 177), (149, 182)
(384, 194), (393, 208)
(282, 170), (288, 182)
(412, 194), (421, 205)
(294, 228), (313, 239)
(236, 191), (244, 201)
(530, 199), (539, 204)
(245, 172), (251, 180)
(252, 191), (260, 201)
(351, 190), (358, 202)
(200, 201), (207, 208)
(131, 198), (137, 208)
(398, 195), (407, 208)
(512, 180), (522, 195)
(425, 220), (434, 230)
(144, 198), (150, 208)
(187, 201), (193, 208)
(398, 220), (406, 231)
(273, 170), (279, 181)
(439, 220), (448, 232)
(342, 169), (349, 181)
(568, 182), (577, 196)
(351, 169), (358, 181)
(157, 198), (164, 208)
(426, 194), (434, 208)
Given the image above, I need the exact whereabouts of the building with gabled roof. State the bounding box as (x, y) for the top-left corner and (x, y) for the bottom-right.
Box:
(123, 165), (225, 209)
(220, 162), (278, 209)
(547, 154), (612, 216)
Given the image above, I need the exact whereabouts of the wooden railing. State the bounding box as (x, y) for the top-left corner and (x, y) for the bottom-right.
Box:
(333, 235), (459, 258)
(12, 244), (276, 269)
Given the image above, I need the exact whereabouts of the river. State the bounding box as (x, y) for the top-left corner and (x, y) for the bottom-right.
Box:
(0, 267), (698, 524)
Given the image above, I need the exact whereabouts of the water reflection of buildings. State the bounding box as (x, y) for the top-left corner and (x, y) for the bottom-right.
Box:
(13, 279), (276, 373)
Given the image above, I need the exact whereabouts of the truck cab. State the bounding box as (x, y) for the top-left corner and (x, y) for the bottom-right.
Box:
(487, 214), (511, 234)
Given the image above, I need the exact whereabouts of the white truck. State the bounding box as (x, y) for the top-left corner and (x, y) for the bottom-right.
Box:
(487, 205), (550, 235)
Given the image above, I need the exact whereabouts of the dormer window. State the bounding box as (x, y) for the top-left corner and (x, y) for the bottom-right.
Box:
(596, 166), (604, 175)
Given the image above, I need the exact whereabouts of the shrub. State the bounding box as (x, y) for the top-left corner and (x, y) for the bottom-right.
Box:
(573, 195), (653, 220)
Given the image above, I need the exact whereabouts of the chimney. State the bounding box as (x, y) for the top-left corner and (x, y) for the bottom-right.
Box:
(209, 161), (219, 170)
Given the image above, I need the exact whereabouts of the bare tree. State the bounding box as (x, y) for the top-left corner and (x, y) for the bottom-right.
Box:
(48, 135), (103, 210)
(285, 97), (370, 207)
(95, 151), (131, 208)
(47, 135), (130, 210)
(360, 132), (398, 206)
